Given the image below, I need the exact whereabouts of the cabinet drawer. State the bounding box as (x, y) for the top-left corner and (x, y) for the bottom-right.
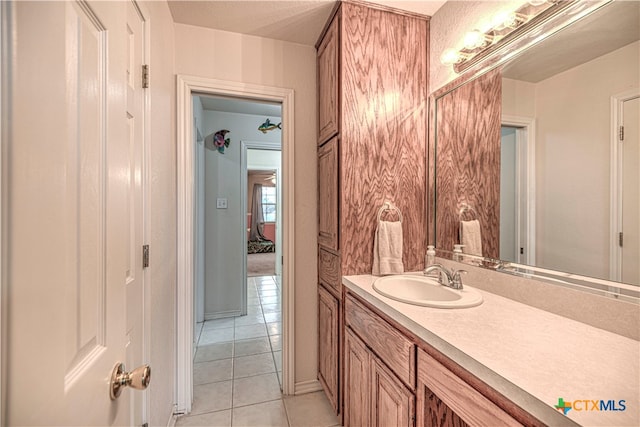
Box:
(345, 294), (415, 389)
(319, 248), (340, 293)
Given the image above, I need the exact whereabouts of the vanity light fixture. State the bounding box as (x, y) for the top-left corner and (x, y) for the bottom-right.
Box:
(440, 0), (567, 73)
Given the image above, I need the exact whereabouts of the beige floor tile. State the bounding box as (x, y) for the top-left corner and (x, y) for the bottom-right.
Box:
(203, 317), (235, 330)
(199, 327), (234, 345)
(233, 352), (276, 379)
(267, 322), (281, 336)
(194, 358), (233, 385)
(260, 295), (280, 305)
(195, 342), (233, 363)
(269, 334), (282, 351)
(234, 337), (271, 357)
(263, 312), (281, 323)
(284, 391), (340, 427)
(232, 400), (288, 427)
(191, 381), (232, 415)
(234, 313), (265, 327)
(273, 351), (282, 372)
(261, 303), (281, 314)
(235, 323), (267, 340)
(176, 409), (231, 427)
(259, 289), (279, 297)
(233, 372), (282, 407)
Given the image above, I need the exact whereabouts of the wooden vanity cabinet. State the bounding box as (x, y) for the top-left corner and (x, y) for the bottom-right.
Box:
(318, 285), (340, 412)
(344, 293), (415, 427)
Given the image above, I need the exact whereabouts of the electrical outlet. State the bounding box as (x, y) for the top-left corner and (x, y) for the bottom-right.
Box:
(216, 198), (228, 209)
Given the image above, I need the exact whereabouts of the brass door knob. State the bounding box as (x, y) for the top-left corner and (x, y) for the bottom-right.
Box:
(110, 363), (151, 400)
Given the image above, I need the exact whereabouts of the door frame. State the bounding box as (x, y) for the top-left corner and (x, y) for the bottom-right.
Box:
(176, 75), (295, 413)
(502, 115), (536, 265)
(0, 1), (7, 422)
(610, 88), (640, 282)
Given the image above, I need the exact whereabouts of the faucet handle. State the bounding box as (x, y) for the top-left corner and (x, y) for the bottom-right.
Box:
(451, 269), (467, 289)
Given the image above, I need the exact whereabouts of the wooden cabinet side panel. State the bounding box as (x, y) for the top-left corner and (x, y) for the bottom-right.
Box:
(318, 137), (339, 251)
(416, 382), (469, 427)
(434, 68), (502, 258)
(318, 13), (340, 145)
(318, 285), (340, 413)
(371, 356), (415, 427)
(344, 329), (371, 427)
(340, 3), (428, 275)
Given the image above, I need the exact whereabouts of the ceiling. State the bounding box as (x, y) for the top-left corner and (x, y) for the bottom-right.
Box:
(168, 0), (446, 46)
(502, 0), (640, 83)
(198, 95), (282, 116)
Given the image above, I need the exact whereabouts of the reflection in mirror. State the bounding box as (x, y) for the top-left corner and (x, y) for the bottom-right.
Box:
(433, 0), (640, 286)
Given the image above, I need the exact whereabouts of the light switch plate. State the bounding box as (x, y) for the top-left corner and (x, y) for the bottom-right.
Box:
(216, 198), (228, 209)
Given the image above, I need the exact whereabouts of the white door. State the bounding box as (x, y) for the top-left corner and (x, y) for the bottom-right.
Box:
(5, 1), (147, 424)
(622, 96), (639, 285)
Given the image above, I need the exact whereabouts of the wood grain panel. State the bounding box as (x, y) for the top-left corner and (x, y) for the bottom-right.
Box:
(434, 68), (501, 258)
(318, 284), (340, 413)
(344, 328), (371, 427)
(318, 137), (339, 251)
(417, 348), (521, 427)
(318, 13), (340, 145)
(417, 384), (470, 427)
(340, 3), (428, 275)
(319, 247), (341, 294)
(371, 355), (415, 427)
(345, 294), (415, 389)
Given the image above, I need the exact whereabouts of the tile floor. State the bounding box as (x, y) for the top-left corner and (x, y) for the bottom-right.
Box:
(177, 275), (341, 427)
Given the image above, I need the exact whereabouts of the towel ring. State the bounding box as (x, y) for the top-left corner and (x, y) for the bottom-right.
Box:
(377, 201), (403, 223)
(458, 203), (478, 221)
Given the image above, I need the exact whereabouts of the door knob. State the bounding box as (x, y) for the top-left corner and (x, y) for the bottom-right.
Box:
(110, 362), (151, 400)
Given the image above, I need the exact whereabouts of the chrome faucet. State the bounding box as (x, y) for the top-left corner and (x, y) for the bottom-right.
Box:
(423, 263), (466, 290)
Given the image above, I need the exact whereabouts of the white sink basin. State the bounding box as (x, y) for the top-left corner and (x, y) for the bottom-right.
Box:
(372, 275), (483, 309)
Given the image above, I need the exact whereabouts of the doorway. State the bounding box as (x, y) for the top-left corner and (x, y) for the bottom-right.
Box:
(501, 116), (536, 266)
(611, 90), (640, 285)
(176, 76), (295, 414)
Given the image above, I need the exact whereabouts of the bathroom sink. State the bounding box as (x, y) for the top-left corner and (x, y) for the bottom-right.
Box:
(372, 275), (483, 308)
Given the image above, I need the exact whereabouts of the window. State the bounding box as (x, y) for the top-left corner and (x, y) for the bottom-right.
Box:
(262, 186), (276, 222)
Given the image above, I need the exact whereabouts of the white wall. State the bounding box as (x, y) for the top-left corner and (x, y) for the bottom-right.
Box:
(175, 24), (318, 390)
(202, 111), (281, 318)
(140, 1), (176, 425)
(500, 127), (517, 262)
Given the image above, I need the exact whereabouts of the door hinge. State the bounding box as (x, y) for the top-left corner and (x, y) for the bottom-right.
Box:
(143, 245), (150, 268)
(142, 64), (149, 89)
(619, 232), (624, 247)
(619, 125), (624, 141)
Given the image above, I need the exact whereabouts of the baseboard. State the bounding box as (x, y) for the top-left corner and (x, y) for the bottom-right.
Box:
(204, 310), (241, 320)
(294, 379), (323, 395)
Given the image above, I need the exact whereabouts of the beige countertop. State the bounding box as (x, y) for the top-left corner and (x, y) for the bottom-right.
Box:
(343, 273), (640, 427)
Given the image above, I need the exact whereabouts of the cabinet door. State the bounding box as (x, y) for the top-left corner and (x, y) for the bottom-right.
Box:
(371, 356), (415, 427)
(317, 13), (340, 145)
(318, 137), (339, 251)
(318, 285), (340, 413)
(344, 329), (371, 427)
(416, 349), (521, 427)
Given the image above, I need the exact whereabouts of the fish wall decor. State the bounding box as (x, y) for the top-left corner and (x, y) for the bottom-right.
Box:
(258, 118), (282, 134)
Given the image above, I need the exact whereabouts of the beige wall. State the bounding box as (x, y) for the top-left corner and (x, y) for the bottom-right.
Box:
(533, 41), (639, 278)
(142, 1), (177, 425)
(174, 24), (319, 390)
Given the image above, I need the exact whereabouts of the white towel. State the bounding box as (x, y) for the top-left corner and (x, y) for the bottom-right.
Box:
(460, 220), (482, 256)
(372, 221), (404, 276)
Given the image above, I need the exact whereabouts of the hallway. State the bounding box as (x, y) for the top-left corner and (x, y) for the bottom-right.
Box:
(177, 276), (340, 426)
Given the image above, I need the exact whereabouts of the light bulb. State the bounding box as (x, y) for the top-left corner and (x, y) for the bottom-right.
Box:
(528, 0), (547, 6)
(463, 30), (485, 49)
(440, 48), (461, 66)
(492, 10), (517, 30)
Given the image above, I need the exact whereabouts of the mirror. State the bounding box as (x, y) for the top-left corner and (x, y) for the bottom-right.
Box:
(432, 0), (640, 288)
